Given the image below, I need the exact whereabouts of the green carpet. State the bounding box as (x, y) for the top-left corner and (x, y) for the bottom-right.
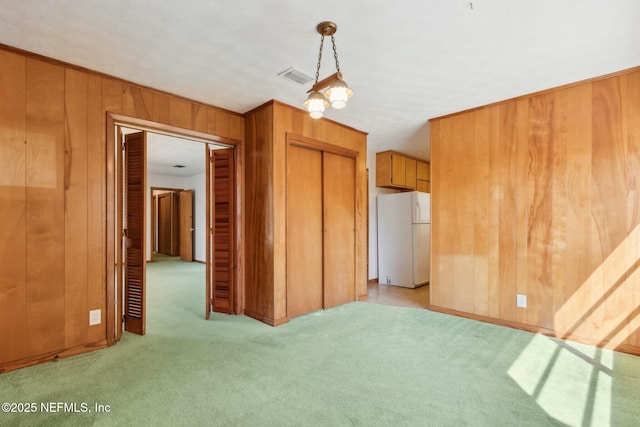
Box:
(1, 256), (639, 426)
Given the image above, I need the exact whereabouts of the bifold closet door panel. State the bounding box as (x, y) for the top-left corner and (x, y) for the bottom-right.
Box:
(286, 145), (323, 317)
(323, 152), (356, 309)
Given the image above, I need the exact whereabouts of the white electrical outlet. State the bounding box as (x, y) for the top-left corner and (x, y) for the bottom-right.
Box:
(89, 309), (102, 326)
(516, 294), (527, 308)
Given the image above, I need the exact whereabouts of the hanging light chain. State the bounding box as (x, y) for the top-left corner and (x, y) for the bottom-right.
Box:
(314, 35), (325, 85)
(331, 35), (341, 73)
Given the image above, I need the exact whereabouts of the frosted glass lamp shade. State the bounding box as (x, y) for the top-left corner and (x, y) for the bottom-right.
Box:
(304, 91), (329, 119)
(325, 78), (352, 109)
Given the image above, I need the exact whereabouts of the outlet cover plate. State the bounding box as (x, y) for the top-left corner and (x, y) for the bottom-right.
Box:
(516, 294), (527, 308)
(89, 309), (101, 326)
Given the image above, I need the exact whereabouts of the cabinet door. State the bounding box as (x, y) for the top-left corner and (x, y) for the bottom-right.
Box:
(417, 180), (430, 193)
(405, 158), (417, 189)
(417, 161), (430, 181)
(391, 153), (406, 186)
(286, 145), (323, 317)
(323, 152), (356, 309)
(375, 151), (392, 187)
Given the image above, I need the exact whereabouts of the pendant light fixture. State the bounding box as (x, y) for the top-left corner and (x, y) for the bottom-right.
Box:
(303, 21), (353, 119)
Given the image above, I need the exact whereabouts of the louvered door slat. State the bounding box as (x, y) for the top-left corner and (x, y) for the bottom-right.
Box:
(124, 132), (146, 334)
(211, 148), (234, 314)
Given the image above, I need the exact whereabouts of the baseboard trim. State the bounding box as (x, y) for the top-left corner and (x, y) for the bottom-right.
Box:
(368, 278), (378, 284)
(428, 305), (640, 357)
(194, 259), (206, 264)
(0, 340), (109, 374)
(244, 309), (289, 327)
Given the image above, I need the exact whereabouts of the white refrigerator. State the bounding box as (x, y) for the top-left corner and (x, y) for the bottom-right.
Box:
(377, 191), (430, 288)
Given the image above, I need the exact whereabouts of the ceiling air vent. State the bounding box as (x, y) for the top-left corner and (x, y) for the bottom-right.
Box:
(277, 67), (313, 85)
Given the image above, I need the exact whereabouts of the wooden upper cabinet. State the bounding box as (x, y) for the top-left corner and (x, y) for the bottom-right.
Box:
(390, 152), (406, 186)
(376, 150), (429, 191)
(417, 161), (430, 181)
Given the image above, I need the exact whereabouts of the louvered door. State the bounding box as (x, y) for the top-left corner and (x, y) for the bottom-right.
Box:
(206, 146), (235, 317)
(124, 132), (146, 335)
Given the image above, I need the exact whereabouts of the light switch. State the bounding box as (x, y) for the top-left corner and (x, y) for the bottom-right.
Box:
(89, 309), (102, 326)
(516, 294), (527, 308)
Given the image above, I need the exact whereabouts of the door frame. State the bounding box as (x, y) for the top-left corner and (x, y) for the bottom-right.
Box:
(106, 113), (242, 345)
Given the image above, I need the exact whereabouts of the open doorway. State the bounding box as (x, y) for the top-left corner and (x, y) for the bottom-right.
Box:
(151, 188), (194, 262)
(110, 117), (239, 341)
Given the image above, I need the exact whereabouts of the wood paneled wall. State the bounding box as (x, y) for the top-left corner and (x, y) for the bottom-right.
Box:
(430, 67), (640, 354)
(244, 101), (367, 325)
(0, 46), (243, 371)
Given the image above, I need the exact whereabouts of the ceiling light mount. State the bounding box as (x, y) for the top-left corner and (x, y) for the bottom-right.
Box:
(317, 21), (337, 36)
(304, 21), (353, 119)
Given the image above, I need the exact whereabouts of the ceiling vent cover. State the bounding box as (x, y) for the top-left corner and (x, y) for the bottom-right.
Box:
(277, 67), (313, 85)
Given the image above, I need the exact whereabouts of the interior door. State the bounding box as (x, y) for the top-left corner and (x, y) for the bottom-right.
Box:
(179, 190), (194, 262)
(323, 152), (356, 309)
(286, 145), (323, 317)
(206, 146), (235, 317)
(124, 131), (146, 335)
(157, 193), (172, 255)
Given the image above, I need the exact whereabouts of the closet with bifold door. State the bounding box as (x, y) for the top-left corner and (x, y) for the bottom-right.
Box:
(286, 139), (356, 318)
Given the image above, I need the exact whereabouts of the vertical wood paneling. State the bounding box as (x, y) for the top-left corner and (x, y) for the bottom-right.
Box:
(152, 92), (169, 124)
(206, 108), (218, 135)
(431, 67), (640, 353)
(0, 50), (27, 364)
(64, 68), (89, 347)
(102, 78), (123, 115)
(626, 71), (640, 347)
(434, 118), (455, 308)
(430, 120), (441, 306)
(472, 109), (490, 316)
(243, 102), (366, 325)
(243, 107), (274, 321)
(25, 59), (66, 355)
(191, 104), (207, 133)
(272, 105), (287, 321)
(550, 91), (568, 325)
(498, 102), (518, 321)
(169, 98), (191, 129)
(452, 112), (474, 312)
(592, 77), (628, 339)
(123, 85), (152, 120)
(487, 106), (501, 318)
(526, 93), (555, 329)
(514, 99), (529, 324)
(560, 84), (593, 336)
(1, 47), (249, 370)
(87, 74), (104, 342)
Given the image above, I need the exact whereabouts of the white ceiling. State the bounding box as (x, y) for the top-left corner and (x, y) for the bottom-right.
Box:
(1, 1), (639, 161)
